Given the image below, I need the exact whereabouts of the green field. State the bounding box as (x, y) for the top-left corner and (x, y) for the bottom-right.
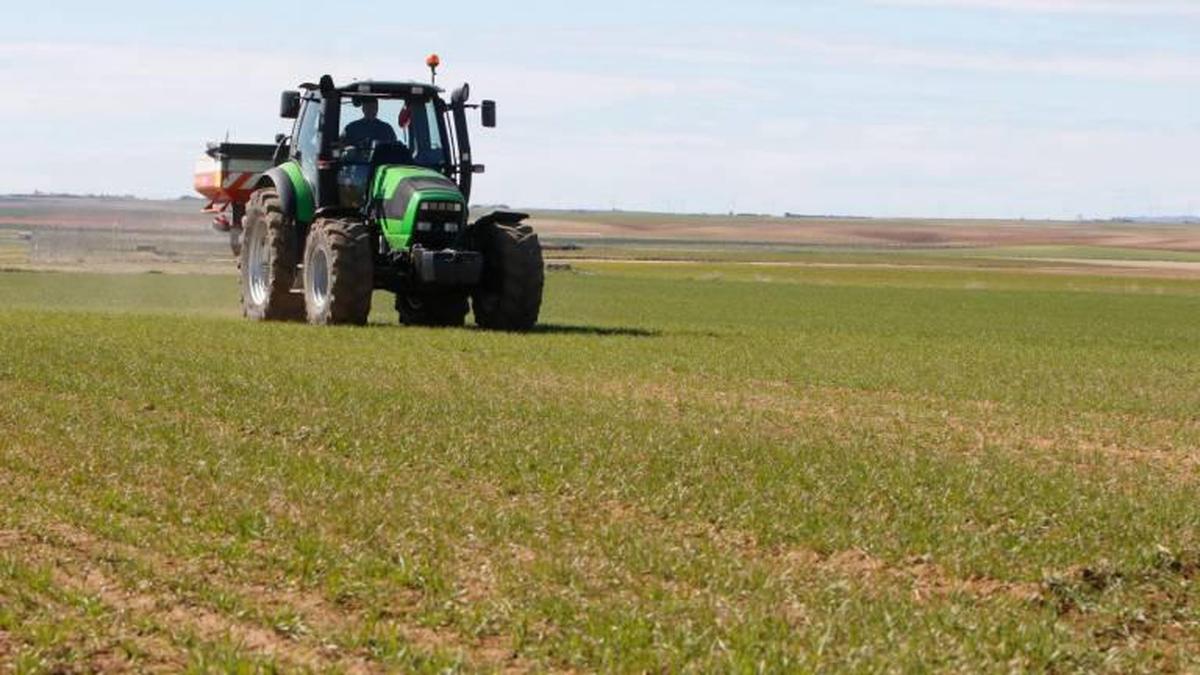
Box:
(2, 262), (1200, 672)
(0, 231), (27, 267)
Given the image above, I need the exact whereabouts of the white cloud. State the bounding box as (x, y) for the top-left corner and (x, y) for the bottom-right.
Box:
(780, 35), (1200, 84)
(0, 27), (1195, 218)
(0, 42), (743, 126)
(476, 114), (1200, 218)
(612, 28), (1200, 85)
(0, 40), (743, 195)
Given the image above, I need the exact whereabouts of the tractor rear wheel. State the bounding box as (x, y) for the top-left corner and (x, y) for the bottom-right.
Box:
(472, 222), (544, 331)
(303, 217), (374, 326)
(239, 188), (303, 321)
(397, 293), (469, 327)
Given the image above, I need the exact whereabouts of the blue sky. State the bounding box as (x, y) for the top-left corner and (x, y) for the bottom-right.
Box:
(0, 0), (1196, 218)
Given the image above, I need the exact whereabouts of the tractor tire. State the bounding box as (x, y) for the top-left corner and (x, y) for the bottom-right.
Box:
(472, 222), (544, 331)
(239, 188), (303, 321)
(397, 293), (469, 327)
(302, 217), (374, 326)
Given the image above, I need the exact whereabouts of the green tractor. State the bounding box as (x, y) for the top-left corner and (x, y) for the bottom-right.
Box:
(201, 62), (543, 329)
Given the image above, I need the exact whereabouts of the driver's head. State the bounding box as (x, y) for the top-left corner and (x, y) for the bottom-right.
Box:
(361, 98), (379, 120)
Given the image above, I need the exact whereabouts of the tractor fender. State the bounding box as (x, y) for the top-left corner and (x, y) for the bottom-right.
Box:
(256, 167), (299, 222)
(469, 211), (532, 253)
(472, 210), (530, 229)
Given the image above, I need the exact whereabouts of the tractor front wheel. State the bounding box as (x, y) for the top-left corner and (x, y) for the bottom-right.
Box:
(472, 222), (544, 331)
(239, 188), (303, 321)
(303, 218), (374, 326)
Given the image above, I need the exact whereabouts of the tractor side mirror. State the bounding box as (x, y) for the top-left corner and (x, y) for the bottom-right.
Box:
(481, 100), (496, 128)
(280, 91), (300, 119)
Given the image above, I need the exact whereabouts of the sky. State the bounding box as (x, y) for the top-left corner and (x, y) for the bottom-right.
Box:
(0, 0), (1196, 219)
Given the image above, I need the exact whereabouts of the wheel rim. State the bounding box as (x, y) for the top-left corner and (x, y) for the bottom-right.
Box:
(247, 226), (269, 306)
(308, 245), (330, 314)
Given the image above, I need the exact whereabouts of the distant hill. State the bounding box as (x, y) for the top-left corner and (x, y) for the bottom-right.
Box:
(1113, 216), (1200, 225)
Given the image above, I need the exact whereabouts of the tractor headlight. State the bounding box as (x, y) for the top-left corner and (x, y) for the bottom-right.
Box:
(417, 221), (433, 232)
(444, 222), (460, 234)
(419, 201), (465, 212)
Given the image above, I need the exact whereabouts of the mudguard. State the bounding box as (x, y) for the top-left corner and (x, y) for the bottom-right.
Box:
(255, 163), (315, 225)
(472, 210), (530, 228)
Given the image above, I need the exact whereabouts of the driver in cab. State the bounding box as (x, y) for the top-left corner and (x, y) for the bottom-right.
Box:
(342, 98), (396, 148)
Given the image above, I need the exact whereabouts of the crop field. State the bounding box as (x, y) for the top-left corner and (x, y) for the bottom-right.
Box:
(2, 258), (1200, 673)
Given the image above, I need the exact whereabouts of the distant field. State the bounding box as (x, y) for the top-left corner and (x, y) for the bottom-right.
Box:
(4, 197), (1200, 275)
(0, 246), (25, 267)
(953, 245), (1200, 263)
(2, 263), (1200, 671)
(527, 209), (1200, 253)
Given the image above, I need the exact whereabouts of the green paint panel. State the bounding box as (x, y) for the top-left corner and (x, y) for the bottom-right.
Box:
(280, 161), (315, 224)
(372, 165), (465, 249)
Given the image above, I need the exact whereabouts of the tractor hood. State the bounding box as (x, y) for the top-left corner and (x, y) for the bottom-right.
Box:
(373, 166), (467, 250)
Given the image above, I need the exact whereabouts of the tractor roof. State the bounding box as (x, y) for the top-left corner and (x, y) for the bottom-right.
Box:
(298, 80), (444, 97)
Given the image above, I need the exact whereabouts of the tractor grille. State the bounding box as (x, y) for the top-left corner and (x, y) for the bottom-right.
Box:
(410, 200), (466, 250)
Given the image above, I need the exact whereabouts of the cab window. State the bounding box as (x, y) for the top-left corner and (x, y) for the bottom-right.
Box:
(294, 100), (321, 185)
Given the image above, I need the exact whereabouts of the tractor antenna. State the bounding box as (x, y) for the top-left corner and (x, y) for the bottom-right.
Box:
(426, 53), (441, 86)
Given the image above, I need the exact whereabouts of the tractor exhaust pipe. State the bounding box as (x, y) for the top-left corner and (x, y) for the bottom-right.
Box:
(450, 83), (473, 203)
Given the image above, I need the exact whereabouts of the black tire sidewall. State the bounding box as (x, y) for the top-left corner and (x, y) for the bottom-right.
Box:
(238, 209), (265, 319)
(302, 218), (373, 326)
(303, 224), (335, 324)
(472, 223), (544, 331)
(239, 188), (303, 322)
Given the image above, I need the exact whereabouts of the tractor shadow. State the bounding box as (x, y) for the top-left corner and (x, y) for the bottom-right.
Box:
(364, 320), (660, 337)
(523, 323), (660, 337)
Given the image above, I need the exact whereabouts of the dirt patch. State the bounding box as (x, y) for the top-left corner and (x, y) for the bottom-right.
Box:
(455, 541), (500, 605)
(12, 521), (538, 673)
(848, 228), (950, 245)
(577, 498), (1039, 606)
(571, 375), (1200, 477)
(757, 534), (1039, 604)
(0, 529), (19, 548)
(28, 528), (331, 672)
(833, 551), (1041, 602)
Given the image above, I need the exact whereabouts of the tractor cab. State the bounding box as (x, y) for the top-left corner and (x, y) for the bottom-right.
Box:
(339, 89), (445, 166)
(329, 87), (451, 211)
(280, 77), (494, 219)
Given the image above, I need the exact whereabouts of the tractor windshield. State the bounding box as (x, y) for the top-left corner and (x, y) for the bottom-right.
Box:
(341, 97), (447, 170)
